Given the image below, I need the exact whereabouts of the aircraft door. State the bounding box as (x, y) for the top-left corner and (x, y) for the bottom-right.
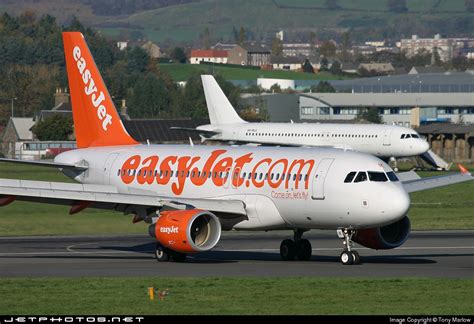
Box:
(311, 158), (334, 200)
(383, 129), (392, 146)
(103, 153), (119, 185)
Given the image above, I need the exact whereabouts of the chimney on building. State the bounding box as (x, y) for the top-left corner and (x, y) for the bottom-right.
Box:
(120, 99), (130, 120)
(54, 88), (70, 107)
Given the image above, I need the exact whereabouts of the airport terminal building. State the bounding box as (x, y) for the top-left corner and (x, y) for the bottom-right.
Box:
(297, 72), (474, 128)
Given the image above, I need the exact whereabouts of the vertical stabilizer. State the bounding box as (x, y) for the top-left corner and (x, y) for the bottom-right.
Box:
(62, 32), (138, 148)
(201, 75), (246, 125)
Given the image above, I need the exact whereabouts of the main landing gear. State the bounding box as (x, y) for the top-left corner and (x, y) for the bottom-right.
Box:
(337, 229), (360, 265)
(154, 243), (187, 263)
(389, 157), (399, 172)
(280, 229), (312, 261)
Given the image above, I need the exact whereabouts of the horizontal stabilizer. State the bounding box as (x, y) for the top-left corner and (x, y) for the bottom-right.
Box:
(170, 127), (219, 138)
(0, 158), (88, 171)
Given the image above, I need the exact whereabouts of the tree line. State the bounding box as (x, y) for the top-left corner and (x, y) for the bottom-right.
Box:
(0, 12), (242, 127)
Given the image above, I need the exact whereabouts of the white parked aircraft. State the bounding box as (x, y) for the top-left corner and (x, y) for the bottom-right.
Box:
(0, 33), (471, 265)
(174, 75), (429, 160)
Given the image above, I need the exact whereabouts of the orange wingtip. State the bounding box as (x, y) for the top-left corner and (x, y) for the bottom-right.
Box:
(457, 164), (469, 174)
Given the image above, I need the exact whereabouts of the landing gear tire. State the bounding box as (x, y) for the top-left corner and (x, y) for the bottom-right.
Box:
(280, 239), (296, 261)
(338, 228), (361, 265)
(296, 239), (312, 261)
(351, 250), (360, 265)
(154, 243), (171, 262)
(340, 251), (354, 265)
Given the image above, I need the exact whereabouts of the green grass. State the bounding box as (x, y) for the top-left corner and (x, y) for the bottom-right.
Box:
(0, 163), (472, 235)
(157, 63), (344, 81)
(0, 277), (472, 315)
(0, 164), (147, 236)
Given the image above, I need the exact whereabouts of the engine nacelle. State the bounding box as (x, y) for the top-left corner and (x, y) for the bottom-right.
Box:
(148, 209), (221, 253)
(353, 216), (411, 250)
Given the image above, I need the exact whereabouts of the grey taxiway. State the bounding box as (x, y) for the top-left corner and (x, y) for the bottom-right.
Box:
(0, 231), (472, 278)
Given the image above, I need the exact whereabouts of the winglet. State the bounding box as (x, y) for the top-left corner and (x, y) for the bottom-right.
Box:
(457, 163), (470, 174)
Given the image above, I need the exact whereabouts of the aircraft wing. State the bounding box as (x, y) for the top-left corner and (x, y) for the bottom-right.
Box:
(0, 158), (88, 171)
(402, 169), (473, 193)
(0, 178), (246, 218)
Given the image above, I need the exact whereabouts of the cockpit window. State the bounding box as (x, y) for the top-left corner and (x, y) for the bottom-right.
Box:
(344, 172), (356, 183)
(354, 172), (368, 183)
(387, 171), (399, 182)
(402, 133), (420, 139)
(368, 171), (388, 182)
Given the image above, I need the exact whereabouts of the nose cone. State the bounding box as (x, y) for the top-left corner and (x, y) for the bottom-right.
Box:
(418, 139), (430, 154)
(380, 185), (410, 226)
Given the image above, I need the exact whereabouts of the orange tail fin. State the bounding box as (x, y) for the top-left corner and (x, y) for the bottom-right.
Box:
(62, 32), (138, 148)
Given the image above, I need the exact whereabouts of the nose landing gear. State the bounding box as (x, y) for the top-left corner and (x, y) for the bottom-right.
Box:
(337, 229), (360, 265)
(280, 229), (312, 261)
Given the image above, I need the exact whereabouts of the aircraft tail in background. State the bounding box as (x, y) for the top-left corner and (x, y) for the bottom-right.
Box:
(201, 75), (246, 125)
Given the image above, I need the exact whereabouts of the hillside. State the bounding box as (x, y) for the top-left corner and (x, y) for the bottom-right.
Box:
(1, 0), (472, 45)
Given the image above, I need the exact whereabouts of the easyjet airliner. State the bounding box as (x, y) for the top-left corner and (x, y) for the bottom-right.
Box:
(173, 75), (429, 162)
(0, 33), (471, 265)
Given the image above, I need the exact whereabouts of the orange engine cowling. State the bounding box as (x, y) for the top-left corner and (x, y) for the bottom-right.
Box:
(353, 216), (411, 250)
(148, 209), (221, 253)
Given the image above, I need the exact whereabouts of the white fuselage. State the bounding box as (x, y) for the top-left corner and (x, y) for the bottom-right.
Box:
(55, 144), (410, 231)
(197, 123), (429, 158)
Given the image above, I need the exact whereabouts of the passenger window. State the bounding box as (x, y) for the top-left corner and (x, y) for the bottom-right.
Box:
(401, 134), (405, 139)
(368, 171), (388, 182)
(344, 172), (357, 183)
(354, 172), (367, 183)
(387, 171), (399, 182)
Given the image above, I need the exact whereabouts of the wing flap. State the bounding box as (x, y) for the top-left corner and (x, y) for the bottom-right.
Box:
(0, 178), (246, 217)
(0, 158), (88, 171)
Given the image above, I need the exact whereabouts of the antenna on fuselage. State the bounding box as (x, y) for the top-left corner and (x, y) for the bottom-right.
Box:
(189, 137), (194, 147)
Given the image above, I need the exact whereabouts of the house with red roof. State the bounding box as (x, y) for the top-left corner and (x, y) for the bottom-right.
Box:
(190, 49), (228, 64)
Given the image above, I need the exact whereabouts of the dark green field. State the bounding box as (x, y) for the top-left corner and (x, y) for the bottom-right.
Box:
(158, 63), (345, 81)
(0, 163), (472, 235)
(0, 277), (472, 315)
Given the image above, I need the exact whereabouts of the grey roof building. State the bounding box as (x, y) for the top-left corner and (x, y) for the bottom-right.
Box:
(294, 71), (474, 93)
